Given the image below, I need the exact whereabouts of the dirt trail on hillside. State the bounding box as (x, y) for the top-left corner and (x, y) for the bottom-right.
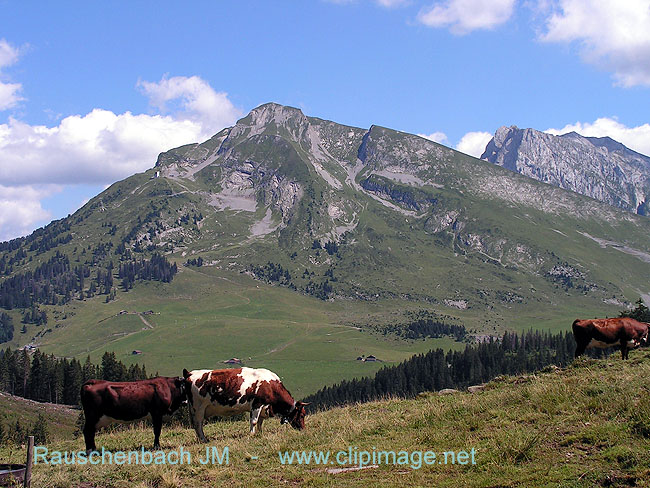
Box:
(138, 314), (154, 329)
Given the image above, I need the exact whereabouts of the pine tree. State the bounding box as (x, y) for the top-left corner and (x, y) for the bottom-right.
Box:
(82, 355), (96, 383)
(31, 414), (48, 444)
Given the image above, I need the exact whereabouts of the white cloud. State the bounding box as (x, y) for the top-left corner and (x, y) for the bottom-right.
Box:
(0, 110), (205, 186)
(0, 184), (56, 241)
(138, 75), (242, 138)
(0, 75), (242, 187)
(0, 39), (20, 67)
(0, 39), (23, 110)
(455, 131), (492, 157)
(546, 117), (650, 157)
(418, 0), (516, 34)
(540, 0), (650, 87)
(417, 131), (449, 144)
(0, 74), (242, 240)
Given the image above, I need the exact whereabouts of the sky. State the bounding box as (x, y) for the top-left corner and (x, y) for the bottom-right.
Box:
(1, 0), (650, 241)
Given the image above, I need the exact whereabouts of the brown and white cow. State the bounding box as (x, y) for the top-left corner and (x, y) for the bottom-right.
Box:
(572, 317), (649, 360)
(182, 367), (309, 441)
(80, 377), (186, 452)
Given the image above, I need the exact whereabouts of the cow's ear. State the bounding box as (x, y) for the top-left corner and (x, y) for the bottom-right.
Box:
(183, 369), (191, 379)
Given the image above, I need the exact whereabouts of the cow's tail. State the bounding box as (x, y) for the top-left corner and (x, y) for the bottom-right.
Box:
(571, 319), (581, 332)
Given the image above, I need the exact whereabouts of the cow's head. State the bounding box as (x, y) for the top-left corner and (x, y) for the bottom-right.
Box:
(281, 401), (310, 430)
(168, 376), (188, 412)
(641, 326), (650, 346)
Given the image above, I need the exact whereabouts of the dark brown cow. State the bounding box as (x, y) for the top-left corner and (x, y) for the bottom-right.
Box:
(80, 377), (186, 452)
(182, 367), (309, 442)
(572, 317), (649, 359)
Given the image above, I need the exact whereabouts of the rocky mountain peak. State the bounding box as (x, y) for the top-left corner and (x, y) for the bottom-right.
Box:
(232, 102), (309, 137)
(492, 125), (518, 146)
(481, 126), (650, 215)
(242, 102), (306, 126)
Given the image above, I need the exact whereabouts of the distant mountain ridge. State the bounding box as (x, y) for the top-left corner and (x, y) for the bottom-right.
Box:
(481, 126), (650, 215)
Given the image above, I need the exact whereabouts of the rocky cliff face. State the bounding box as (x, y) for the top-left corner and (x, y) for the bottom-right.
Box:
(481, 126), (650, 215)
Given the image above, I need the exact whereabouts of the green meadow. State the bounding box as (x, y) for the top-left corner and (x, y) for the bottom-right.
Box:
(13, 266), (465, 398)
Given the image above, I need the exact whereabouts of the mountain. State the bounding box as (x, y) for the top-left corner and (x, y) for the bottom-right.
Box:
(481, 126), (650, 215)
(1, 103), (650, 392)
(144, 103), (650, 307)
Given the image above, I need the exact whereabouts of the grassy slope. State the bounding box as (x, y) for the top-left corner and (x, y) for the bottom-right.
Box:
(0, 392), (77, 441)
(2, 350), (649, 487)
(11, 267), (464, 398)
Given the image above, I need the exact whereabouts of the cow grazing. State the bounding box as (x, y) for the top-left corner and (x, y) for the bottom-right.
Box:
(572, 317), (650, 360)
(80, 377), (186, 452)
(182, 367), (309, 441)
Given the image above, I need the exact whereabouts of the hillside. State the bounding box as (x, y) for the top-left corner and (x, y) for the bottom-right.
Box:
(2, 350), (649, 487)
(0, 391), (77, 441)
(481, 126), (650, 215)
(1, 102), (650, 394)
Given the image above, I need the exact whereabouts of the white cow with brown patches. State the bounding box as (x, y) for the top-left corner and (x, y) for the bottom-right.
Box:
(182, 367), (309, 441)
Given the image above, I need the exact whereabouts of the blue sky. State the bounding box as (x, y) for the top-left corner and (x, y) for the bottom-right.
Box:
(1, 0), (650, 240)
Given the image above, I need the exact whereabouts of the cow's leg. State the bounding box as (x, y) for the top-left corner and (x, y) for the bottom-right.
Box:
(191, 406), (208, 443)
(83, 415), (98, 453)
(574, 342), (587, 358)
(621, 339), (628, 360)
(258, 405), (271, 433)
(152, 413), (163, 450)
(250, 407), (263, 435)
(251, 405), (271, 434)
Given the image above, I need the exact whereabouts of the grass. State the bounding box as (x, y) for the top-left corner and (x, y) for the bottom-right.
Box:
(2, 349), (650, 487)
(0, 392), (78, 441)
(11, 268), (466, 398)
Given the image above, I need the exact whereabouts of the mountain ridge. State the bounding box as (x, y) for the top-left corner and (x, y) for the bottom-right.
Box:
(481, 125), (650, 215)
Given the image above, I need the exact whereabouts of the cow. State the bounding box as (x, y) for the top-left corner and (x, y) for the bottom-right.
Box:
(182, 367), (309, 442)
(80, 377), (186, 452)
(572, 317), (650, 360)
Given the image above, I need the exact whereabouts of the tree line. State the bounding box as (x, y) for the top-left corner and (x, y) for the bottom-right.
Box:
(0, 251), (177, 314)
(0, 413), (49, 446)
(303, 328), (613, 410)
(622, 298), (650, 322)
(0, 218), (70, 255)
(118, 253), (178, 290)
(0, 252), (75, 309)
(0, 349), (148, 405)
(0, 312), (13, 342)
(381, 318), (467, 341)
